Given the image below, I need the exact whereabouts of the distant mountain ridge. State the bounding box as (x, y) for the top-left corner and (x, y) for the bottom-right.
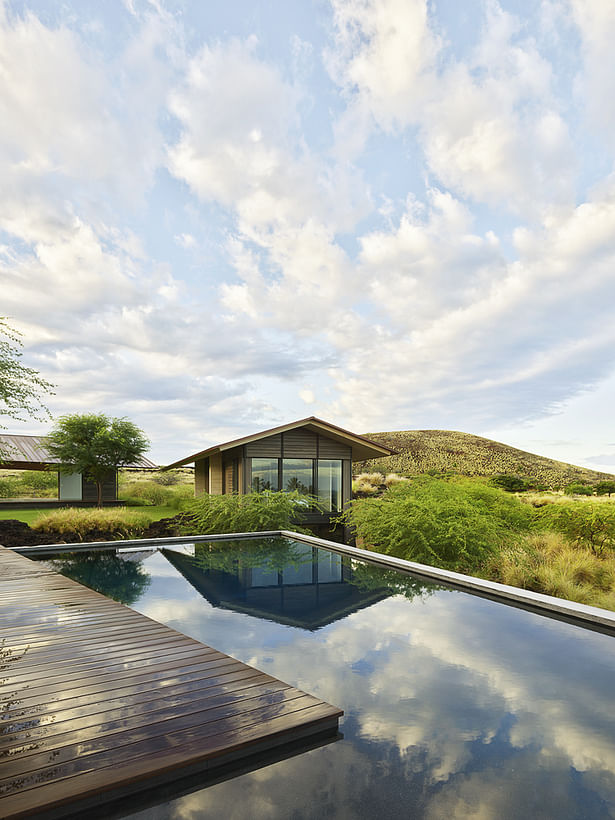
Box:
(355, 429), (615, 489)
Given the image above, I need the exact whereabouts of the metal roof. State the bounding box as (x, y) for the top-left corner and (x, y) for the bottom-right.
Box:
(164, 416), (397, 469)
(0, 434), (157, 469)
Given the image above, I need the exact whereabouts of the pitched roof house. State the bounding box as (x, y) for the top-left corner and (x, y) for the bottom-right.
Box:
(164, 417), (396, 531)
(0, 433), (156, 504)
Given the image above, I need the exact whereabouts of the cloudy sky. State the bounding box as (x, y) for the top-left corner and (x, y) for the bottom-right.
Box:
(2, 0), (615, 469)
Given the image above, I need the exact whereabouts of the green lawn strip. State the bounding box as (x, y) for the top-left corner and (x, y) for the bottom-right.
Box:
(0, 508), (46, 525)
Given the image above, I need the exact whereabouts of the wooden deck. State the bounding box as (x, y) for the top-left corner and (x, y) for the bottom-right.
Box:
(0, 545), (342, 819)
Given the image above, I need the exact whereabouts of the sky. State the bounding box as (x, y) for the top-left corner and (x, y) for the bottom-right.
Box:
(1, 0), (615, 470)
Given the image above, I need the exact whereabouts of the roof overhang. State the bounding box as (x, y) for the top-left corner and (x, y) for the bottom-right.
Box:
(163, 417), (397, 470)
(0, 434), (157, 470)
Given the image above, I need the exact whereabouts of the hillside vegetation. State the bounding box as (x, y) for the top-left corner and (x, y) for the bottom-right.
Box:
(356, 430), (615, 490)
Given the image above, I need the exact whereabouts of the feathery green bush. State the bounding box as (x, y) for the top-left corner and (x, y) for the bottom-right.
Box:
(341, 477), (532, 573)
(183, 490), (316, 536)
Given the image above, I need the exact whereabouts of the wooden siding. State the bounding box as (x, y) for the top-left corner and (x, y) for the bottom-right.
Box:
(318, 436), (351, 459)
(342, 459), (352, 506)
(245, 433), (282, 458)
(283, 429), (318, 458)
(209, 452), (223, 495)
(195, 458), (208, 496)
(223, 461), (234, 495)
(0, 546), (342, 819)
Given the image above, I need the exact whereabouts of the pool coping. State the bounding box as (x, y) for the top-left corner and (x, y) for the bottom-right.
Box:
(11, 529), (615, 632)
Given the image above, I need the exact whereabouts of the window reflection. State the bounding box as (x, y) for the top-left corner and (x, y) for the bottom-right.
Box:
(251, 458), (279, 492)
(282, 459), (313, 494)
(318, 459), (342, 512)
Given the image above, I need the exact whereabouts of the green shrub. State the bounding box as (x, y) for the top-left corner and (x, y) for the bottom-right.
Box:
(33, 508), (151, 539)
(167, 484), (194, 510)
(535, 502), (615, 555)
(120, 496), (151, 507)
(118, 480), (173, 506)
(0, 475), (20, 497)
(341, 477), (532, 573)
(596, 481), (615, 497)
(183, 490), (315, 536)
(565, 482), (593, 496)
(151, 470), (182, 486)
(490, 474), (528, 492)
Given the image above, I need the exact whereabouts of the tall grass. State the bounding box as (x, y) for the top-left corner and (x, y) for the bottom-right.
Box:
(484, 531), (615, 609)
(33, 508), (152, 539)
(118, 480), (193, 509)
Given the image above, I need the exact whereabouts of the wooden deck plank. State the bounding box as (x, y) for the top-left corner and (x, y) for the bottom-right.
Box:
(0, 545), (342, 819)
(1, 678), (291, 751)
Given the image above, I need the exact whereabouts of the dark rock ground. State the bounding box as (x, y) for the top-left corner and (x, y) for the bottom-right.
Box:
(0, 515), (189, 548)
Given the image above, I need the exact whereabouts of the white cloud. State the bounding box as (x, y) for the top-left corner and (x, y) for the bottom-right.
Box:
(326, 186), (615, 433)
(174, 232), (196, 249)
(326, 0), (440, 131)
(327, 0), (574, 213)
(0, 4), (172, 203)
(2, 0), (615, 468)
(570, 0), (615, 145)
(299, 388), (315, 404)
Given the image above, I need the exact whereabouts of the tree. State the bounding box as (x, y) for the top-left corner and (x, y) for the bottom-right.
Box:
(46, 414), (150, 507)
(0, 318), (53, 459)
(564, 482), (593, 496)
(490, 474), (528, 492)
(596, 480), (615, 498)
(537, 503), (615, 556)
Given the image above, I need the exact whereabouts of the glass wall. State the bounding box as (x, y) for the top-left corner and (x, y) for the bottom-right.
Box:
(282, 459), (313, 494)
(317, 459), (342, 511)
(251, 458), (279, 492)
(250, 457), (343, 510)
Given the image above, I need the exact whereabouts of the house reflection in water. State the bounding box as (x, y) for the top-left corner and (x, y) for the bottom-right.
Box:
(162, 541), (392, 631)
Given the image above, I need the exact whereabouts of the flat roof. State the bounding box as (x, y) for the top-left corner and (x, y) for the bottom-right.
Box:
(164, 417), (397, 469)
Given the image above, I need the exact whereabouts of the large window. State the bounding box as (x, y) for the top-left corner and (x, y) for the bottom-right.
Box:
(251, 458), (279, 492)
(282, 459), (313, 494)
(317, 459), (342, 512)
(250, 457), (342, 510)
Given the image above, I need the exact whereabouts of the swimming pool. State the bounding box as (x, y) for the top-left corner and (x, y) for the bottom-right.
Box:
(33, 535), (615, 819)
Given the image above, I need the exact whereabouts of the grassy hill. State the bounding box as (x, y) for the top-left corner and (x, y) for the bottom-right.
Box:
(355, 430), (615, 489)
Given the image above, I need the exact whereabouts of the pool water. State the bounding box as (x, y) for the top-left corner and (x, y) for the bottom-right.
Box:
(40, 537), (615, 819)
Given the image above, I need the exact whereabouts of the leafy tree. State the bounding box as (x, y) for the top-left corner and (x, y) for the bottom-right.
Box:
(536, 503), (615, 556)
(0, 318), (54, 459)
(596, 481), (615, 497)
(46, 414), (150, 507)
(564, 482), (593, 496)
(490, 474), (528, 492)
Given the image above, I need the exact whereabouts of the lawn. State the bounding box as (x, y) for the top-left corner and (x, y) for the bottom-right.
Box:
(0, 505), (178, 527)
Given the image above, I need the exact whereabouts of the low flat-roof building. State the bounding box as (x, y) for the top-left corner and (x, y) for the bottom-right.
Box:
(0, 433), (156, 505)
(164, 417), (396, 535)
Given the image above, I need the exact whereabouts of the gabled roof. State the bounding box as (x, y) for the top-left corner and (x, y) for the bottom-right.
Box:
(163, 416), (397, 469)
(0, 434), (157, 470)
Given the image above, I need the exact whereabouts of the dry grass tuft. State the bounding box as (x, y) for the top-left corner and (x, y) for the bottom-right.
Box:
(33, 508), (151, 539)
(485, 531), (615, 610)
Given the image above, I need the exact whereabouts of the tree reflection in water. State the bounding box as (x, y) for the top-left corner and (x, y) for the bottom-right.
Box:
(47, 552), (151, 605)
